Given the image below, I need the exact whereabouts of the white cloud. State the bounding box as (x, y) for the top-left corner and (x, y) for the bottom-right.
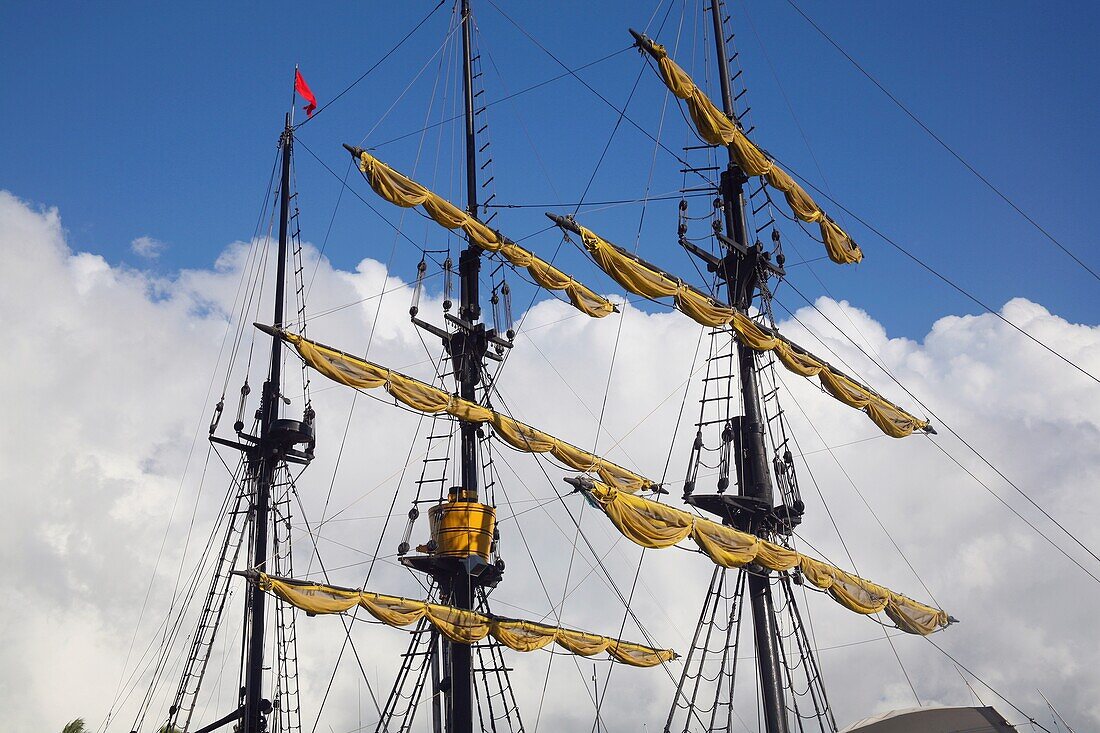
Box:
(130, 235), (167, 259)
(2, 190), (1099, 733)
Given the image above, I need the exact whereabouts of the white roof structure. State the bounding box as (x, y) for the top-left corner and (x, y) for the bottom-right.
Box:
(840, 705), (1016, 732)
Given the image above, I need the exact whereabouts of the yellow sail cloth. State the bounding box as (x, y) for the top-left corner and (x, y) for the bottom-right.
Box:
(351, 148), (614, 318)
(254, 572), (675, 667)
(563, 221), (928, 437)
(273, 328), (655, 493)
(633, 33), (862, 265)
(583, 482), (950, 635)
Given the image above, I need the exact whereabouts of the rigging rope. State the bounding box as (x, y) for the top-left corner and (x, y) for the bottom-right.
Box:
(774, 157), (1100, 388)
(370, 47), (634, 151)
(491, 6), (1100, 394)
(773, 283), (1100, 583)
(108, 131), (289, 733)
(286, 486), (384, 730)
(484, 0), (716, 193)
(922, 636), (1055, 733)
(486, 449), (627, 733)
(739, 0), (891, 376)
(783, 0), (1100, 285)
(293, 0), (448, 127)
(587, 4), (686, 726)
(296, 14), (470, 727)
(757, 360), (926, 702)
(488, 389), (727, 731)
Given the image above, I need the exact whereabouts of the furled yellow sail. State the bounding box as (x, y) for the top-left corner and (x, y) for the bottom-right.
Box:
(631, 31), (862, 266)
(264, 326), (655, 493)
(549, 219), (929, 438)
(251, 572), (676, 667)
(579, 480), (951, 635)
(346, 146), (615, 318)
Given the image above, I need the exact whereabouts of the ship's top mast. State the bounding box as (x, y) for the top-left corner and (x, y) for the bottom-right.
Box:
(239, 111), (315, 733)
(447, 2), (489, 732)
(697, 3), (789, 732)
(456, 0), (484, 503)
(241, 113), (293, 733)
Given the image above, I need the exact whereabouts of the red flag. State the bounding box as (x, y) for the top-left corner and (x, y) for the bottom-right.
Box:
(295, 69), (317, 118)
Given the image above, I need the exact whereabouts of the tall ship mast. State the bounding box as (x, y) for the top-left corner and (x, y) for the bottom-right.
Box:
(105, 3), (1080, 733)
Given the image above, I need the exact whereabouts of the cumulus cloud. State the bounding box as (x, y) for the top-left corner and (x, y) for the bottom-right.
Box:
(2, 190), (1099, 733)
(130, 235), (167, 259)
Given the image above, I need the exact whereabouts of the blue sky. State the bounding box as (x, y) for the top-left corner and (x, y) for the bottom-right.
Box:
(4, 5), (1100, 729)
(2, 0), (1098, 340)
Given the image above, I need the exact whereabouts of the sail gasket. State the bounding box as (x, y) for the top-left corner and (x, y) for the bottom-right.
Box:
(261, 326), (657, 493)
(247, 571), (676, 667)
(549, 218), (931, 438)
(578, 479), (953, 635)
(631, 30), (863, 266)
(346, 147), (616, 318)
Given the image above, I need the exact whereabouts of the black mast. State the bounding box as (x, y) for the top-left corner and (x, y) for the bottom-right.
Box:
(706, 3), (790, 732)
(449, 1), (483, 732)
(458, 0), (482, 502)
(345, 3), (496, 730)
(242, 113), (294, 733)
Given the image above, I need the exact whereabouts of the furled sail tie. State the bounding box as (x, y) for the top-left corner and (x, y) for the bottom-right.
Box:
(246, 571), (676, 667)
(259, 325), (656, 493)
(344, 145), (615, 318)
(630, 30), (862, 266)
(546, 217), (931, 438)
(574, 478), (953, 635)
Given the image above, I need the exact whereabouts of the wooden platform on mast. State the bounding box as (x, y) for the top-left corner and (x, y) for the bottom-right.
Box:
(401, 553), (503, 589)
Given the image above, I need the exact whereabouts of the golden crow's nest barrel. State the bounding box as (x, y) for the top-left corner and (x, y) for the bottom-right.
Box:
(427, 489), (496, 561)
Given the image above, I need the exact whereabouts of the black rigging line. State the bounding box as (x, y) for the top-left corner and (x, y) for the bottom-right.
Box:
(368, 46), (633, 150)
(774, 284), (1100, 583)
(535, 16), (667, 702)
(587, 7), (684, 716)
(293, 0), (447, 127)
(486, 191), (706, 209)
(479, 2), (667, 402)
(570, 47), (650, 215)
(293, 49), (461, 722)
(497, 478), (605, 733)
(303, 157), (353, 300)
(783, 0), (1100, 285)
(295, 138), (445, 267)
(490, 420), (715, 733)
(484, 0), (715, 191)
(923, 637), (1054, 733)
(106, 136), (288, 733)
(485, 2), (1099, 393)
(299, 12), (457, 579)
(286, 486), (385, 727)
(774, 157), (1100, 388)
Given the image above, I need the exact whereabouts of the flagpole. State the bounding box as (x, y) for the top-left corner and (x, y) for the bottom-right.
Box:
(290, 64), (299, 126)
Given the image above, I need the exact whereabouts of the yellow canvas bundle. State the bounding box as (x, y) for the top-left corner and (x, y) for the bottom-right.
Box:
(634, 34), (862, 265)
(491, 620), (558, 652)
(570, 224), (929, 437)
(583, 483), (950, 635)
(354, 150), (614, 318)
(278, 330), (655, 493)
(359, 594), (429, 627)
(255, 573), (675, 667)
